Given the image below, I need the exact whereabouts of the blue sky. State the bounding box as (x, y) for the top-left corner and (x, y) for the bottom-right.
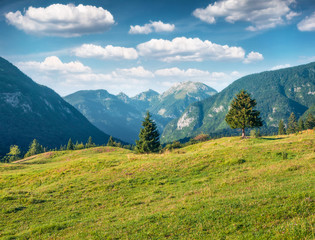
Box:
(1, 0), (315, 96)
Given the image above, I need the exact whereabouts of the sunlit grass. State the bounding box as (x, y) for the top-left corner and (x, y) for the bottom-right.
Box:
(0, 131), (314, 239)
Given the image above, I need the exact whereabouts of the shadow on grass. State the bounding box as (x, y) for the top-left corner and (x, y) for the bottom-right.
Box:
(260, 137), (285, 140)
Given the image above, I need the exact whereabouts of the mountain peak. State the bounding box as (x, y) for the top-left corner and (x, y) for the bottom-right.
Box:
(132, 89), (159, 101)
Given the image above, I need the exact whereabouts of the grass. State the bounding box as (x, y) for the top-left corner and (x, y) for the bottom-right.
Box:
(0, 131), (314, 239)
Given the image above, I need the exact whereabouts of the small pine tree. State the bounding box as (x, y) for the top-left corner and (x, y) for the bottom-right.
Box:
(3, 145), (21, 163)
(305, 113), (315, 129)
(278, 120), (286, 135)
(25, 139), (44, 158)
(107, 136), (114, 146)
(225, 90), (263, 138)
(67, 138), (74, 150)
(85, 136), (94, 148)
(135, 112), (160, 153)
(287, 112), (298, 134)
(297, 118), (304, 132)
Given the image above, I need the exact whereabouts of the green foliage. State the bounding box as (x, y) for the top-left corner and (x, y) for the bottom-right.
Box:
(135, 112), (161, 153)
(66, 138), (74, 150)
(225, 90), (263, 137)
(75, 141), (85, 150)
(2, 145), (21, 163)
(107, 136), (114, 147)
(250, 129), (261, 138)
(305, 113), (315, 130)
(164, 141), (182, 151)
(85, 136), (95, 148)
(298, 118), (305, 131)
(24, 139), (44, 158)
(278, 120), (286, 135)
(287, 112), (298, 134)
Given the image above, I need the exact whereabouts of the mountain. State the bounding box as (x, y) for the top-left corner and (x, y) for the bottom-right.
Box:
(64, 82), (217, 143)
(64, 90), (143, 143)
(161, 62), (315, 143)
(0, 57), (111, 157)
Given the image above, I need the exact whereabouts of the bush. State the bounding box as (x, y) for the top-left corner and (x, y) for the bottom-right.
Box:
(193, 134), (210, 142)
(164, 141), (182, 151)
(250, 129), (261, 138)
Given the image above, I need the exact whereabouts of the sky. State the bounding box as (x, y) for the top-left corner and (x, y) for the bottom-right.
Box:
(0, 0), (315, 97)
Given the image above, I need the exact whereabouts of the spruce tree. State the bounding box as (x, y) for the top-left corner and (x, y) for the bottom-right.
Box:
(25, 139), (44, 158)
(287, 112), (298, 134)
(297, 118), (304, 132)
(107, 136), (114, 146)
(305, 113), (315, 129)
(85, 136), (94, 148)
(67, 138), (74, 150)
(135, 112), (160, 153)
(225, 90), (263, 138)
(278, 120), (286, 135)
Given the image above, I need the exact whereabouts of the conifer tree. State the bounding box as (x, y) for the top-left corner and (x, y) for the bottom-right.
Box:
(287, 112), (298, 134)
(225, 90), (263, 138)
(297, 118), (304, 132)
(278, 119), (286, 135)
(107, 136), (114, 146)
(135, 112), (160, 153)
(67, 138), (74, 150)
(24, 139), (44, 158)
(305, 113), (315, 129)
(85, 136), (94, 148)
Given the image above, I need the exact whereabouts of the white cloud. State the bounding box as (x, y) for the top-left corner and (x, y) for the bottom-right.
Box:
(73, 44), (138, 60)
(193, 0), (298, 31)
(270, 64), (291, 70)
(243, 51), (264, 64)
(297, 12), (315, 31)
(5, 4), (115, 37)
(17, 56), (91, 73)
(113, 66), (154, 78)
(155, 68), (210, 78)
(137, 37), (246, 62)
(129, 20), (175, 34)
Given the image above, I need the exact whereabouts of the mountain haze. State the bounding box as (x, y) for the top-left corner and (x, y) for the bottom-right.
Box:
(161, 62), (315, 143)
(0, 57), (111, 157)
(65, 82), (217, 143)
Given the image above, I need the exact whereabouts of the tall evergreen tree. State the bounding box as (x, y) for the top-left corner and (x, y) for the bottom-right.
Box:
(305, 113), (315, 130)
(107, 136), (114, 146)
(24, 139), (44, 158)
(85, 136), (94, 148)
(135, 112), (160, 153)
(278, 120), (286, 135)
(225, 90), (263, 138)
(287, 112), (298, 134)
(67, 138), (74, 150)
(297, 118), (304, 132)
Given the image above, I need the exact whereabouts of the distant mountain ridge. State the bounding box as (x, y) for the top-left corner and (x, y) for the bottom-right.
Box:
(161, 62), (315, 143)
(64, 82), (217, 143)
(0, 57), (111, 157)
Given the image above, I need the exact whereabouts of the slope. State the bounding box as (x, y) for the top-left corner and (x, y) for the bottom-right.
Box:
(0, 131), (314, 239)
(0, 57), (110, 157)
(162, 62), (315, 143)
(64, 90), (143, 143)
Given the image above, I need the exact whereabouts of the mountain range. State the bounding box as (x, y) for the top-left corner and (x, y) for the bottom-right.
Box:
(161, 62), (315, 143)
(64, 82), (217, 143)
(0, 57), (111, 157)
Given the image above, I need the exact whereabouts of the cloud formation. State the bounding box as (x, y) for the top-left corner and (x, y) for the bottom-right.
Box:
(193, 0), (298, 31)
(270, 64), (291, 70)
(155, 68), (211, 78)
(17, 56), (91, 73)
(137, 37), (247, 62)
(243, 51), (264, 64)
(73, 44), (138, 60)
(129, 20), (175, 34)
(5, 4), (115, 37)
(297, 11), (315, 31)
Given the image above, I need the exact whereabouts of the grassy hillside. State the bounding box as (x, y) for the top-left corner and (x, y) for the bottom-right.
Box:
(0, 132), (314, 239)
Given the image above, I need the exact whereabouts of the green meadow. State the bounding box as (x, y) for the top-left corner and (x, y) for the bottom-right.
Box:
(0, 131), (314, 239)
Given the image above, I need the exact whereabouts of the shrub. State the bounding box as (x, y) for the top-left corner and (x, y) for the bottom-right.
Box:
(194, 134), (210, 142)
